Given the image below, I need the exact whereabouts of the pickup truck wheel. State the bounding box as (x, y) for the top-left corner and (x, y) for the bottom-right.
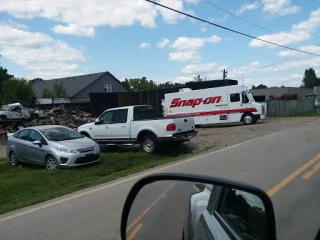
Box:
(140, 135), (158, 153)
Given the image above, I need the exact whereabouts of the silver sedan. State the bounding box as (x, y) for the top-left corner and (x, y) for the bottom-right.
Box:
(6, 125), (101, 170)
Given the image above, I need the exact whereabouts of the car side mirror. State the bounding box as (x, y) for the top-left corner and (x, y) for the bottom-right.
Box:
(94, 119), (101, 125)
(121, 173), (276, 240)
(33, 140), (42, 146)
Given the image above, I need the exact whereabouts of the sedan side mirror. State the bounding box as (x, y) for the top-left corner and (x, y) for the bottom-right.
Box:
(32, 140), (42, 146)
(121, 173), (277, 240)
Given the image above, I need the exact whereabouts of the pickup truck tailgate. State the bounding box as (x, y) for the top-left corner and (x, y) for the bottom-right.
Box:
(173, 117), (195, 132)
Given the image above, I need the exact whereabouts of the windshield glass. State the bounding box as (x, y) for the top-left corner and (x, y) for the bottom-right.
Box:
(40, 127), (84, 141)
(246, 92), (255, 102)
(0, 105), (10, 111)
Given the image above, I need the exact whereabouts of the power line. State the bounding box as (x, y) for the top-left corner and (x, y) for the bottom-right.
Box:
(201, 0), (310, 46)
(258, 1), (320, 40)
(145, 0), (320, 57)
(304, 0), (317, 10)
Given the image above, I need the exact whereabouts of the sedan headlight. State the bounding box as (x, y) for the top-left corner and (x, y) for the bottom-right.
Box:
(54, 146), (77, 154)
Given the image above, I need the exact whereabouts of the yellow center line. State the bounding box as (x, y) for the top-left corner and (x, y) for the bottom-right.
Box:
(127, 224), (143, 240)
(126, 183), (175, 233)
(268, 153), (320, 197)
(302, 161), (320, 179)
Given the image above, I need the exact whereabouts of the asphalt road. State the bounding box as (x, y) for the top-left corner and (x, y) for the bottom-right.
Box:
(0, 119), (319, 240)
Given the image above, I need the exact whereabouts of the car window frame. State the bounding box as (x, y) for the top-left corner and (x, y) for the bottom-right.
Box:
(230, 93), (240, 103)
(133, 106), (158, 121)
(99, 110), (114, 124)
(16, 129), (31, 141)
(112, 109), (128, 124)
(29, 129), (46, 142)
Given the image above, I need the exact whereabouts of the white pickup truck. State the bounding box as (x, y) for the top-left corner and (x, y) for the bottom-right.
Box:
(77, 105), (197, 153)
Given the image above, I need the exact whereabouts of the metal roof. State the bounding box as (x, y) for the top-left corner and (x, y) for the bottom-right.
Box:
(32, 72), (110, 98)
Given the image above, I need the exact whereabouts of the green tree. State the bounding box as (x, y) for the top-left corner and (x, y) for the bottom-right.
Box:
(1, 78), (35, 104)
(30, 78), (44, 84)
(301, 68), (320, 88)
(194, 75), (205, 82)
(41, 82), (68, 98)
(0, 66), (14, 103)
(122, 77), (158, 91)
(158, 81), (185, 89)
(252, 84), (268, 89)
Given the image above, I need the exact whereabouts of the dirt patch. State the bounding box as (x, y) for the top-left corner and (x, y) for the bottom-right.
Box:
(186, 117), (319, 151)
(0, 144), (6, 158)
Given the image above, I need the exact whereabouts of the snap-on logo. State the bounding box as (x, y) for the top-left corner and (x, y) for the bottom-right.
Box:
(170, 96), (222, 108)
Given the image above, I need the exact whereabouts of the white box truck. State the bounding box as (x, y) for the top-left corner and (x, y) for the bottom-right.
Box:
(162, 85), (266, 126)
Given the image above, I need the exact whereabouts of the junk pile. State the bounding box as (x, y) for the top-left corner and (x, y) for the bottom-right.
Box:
(0, 105), (93, 136)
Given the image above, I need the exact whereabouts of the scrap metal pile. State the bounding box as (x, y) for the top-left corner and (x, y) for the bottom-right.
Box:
(0, 105), (93, 140)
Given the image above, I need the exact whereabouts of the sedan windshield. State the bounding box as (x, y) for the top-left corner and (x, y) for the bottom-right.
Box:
(40, 127), (84, 141)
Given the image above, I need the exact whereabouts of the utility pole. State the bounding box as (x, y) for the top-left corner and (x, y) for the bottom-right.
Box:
(222, 69), (228, 85)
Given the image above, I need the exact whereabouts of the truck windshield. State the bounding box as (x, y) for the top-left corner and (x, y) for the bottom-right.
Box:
(0, 105), (10, 111)
(134, 106), (158, 120)
(246, 92), (255, 102)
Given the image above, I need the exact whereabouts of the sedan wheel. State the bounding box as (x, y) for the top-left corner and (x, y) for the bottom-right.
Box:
(45, 156), (59, 170)
(9, 152), (19, 166)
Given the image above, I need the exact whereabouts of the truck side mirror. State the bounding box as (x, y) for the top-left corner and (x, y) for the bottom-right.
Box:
(95, 119), (101, 125)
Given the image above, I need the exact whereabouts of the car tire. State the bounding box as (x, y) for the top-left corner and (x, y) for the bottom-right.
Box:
(242, 113), (255, 125)
(140, 135), (158, 154)
(9, 151), (19, 166)
(45, 156), (59, 170)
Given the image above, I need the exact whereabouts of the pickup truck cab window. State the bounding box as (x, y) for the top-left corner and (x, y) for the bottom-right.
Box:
(133, 106), (157, 120)
(100, 111), (114, 124)
(218, 188), (267, 240)
(11, 106), (22, 113)
(113, 109), (128, 123)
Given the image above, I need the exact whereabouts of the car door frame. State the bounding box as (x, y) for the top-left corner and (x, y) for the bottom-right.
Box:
(110, 109), (130, 141)
(28, 129), (49, 165)
(91, 110), (114, 141)
(13, 129), (33, 163)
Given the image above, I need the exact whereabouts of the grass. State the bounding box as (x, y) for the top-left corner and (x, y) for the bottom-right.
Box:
(194, 183), (205, 192)
(267, 110), (320, 118)
(293, 110), (320, 117)
(0, 145), (204, 215)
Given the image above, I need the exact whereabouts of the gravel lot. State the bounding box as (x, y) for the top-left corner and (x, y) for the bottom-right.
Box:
(186, 117), (319, 151)
(0, 117), (318, 159)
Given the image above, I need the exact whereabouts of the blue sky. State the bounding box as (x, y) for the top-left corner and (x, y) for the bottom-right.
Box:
(0, 0), (320, 87)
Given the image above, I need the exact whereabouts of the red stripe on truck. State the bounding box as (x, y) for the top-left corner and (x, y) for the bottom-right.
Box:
(166, 108), (257, 117)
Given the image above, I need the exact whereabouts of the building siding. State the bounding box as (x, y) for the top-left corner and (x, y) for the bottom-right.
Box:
(250, 87), (314, 100)
(72, 74), (128, 99)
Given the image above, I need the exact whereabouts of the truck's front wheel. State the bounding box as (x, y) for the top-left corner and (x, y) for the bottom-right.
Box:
(140, 135), (158, 154)
(242, 113), (255, 125)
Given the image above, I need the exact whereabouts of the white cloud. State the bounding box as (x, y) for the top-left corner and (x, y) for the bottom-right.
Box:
(0, 0), (196, 37)
(262, 0), (300, 16)
(6, 19), (28, 30)
(169, 51), (201, 62)
(52, 24), (95, 37)
(139, 42), (151, 49)
(0, 24), (85, 79)
(201, 26), (207, 32)
(279, 45), (320, 57)
(168, 35), (221, 62)
(236, 2), (259, 15)
(156, 0), (185, 24)
(171, 35), (221, 51)
(249, 9), (320, 48)
(209, 14), (229, 24)
(157, 38), (170, 48)
(182, 63), (227, 74)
